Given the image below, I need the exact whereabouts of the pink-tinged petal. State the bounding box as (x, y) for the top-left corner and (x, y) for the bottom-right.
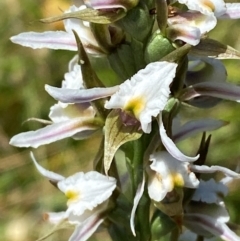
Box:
(159, 114), (199, 162)
(45, 84), (119, 103)
(167, 24), (201, 46)
(10, 117), (99, 148)
(84, 0), (128, 10)
(181, 82), (240, 102)
(130, 174), (145, 236)
(10, 31), (77, 51)
(30, 152), (65, 182)
(186, 201), (230, 224)
(190, 165), (240, 178)
(168, 12), (216, 36)
(184, 214), (240, 241)
(172, 119), (227, 143)
(178, 0), (226, 17)
(186, 57), (227, 86)
(219, 3), (240, 19)
(69, 214), (104, 241)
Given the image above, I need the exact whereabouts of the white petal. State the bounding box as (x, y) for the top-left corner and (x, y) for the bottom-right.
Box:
(44, 212), (67, 225)
(10, 31), (77, 50)
(186, 201), (230, 224)
(45, 84), (119, 103)
(181, 82), (240, 102)
(219, 3), (240, 19)
(191, 165), (240, 178)
(64, 5), (101, 54)
(30, 152), (65, 182)
(49, 103), (95, 123)
(58, 171), (116, 216)
(84, 0), (127, 10)
(62, 64), (84, 90)
(159, 114), (199, 162)
(130, 174), (145, 236)
(105, 62), (177, 133)
(149, 151), (199, 197)
(172, 118), (226, 143)
(184, 214), (240, 241)
(192, 179), (228, 204)
(186, 57), (227, 86)
(147, 168), (171, 202)
(69, 213), (104, 241)
(10, 117), (98, 148)
(167, 24), (201, 46)
(178, 0), (226, 16)
(168, 11), (216, 36)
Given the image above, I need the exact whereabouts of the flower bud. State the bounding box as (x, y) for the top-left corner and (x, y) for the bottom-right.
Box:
(117, 1), (154, 42)
(144, 30), (175, 63)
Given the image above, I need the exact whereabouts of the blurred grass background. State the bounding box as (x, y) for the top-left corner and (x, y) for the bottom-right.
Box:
(1, 0), (240, 241)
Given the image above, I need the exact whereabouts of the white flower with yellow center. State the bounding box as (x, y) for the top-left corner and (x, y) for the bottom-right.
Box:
(30, 152), (116, 241)
(58, 171), (116, 216)
(105, 61), (177, 133)
(148, 151), (199, 202)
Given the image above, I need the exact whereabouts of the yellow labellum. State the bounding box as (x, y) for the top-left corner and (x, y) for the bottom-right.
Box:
(124, 96), (146, 119)
(172, 173), (184, 187)
(66, 190), (80, 203)
(202, 0), (215, 12)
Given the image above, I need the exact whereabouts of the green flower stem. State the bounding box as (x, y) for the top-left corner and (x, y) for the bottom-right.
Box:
(196, 236), (204, 241)
(156, 0), (168, 36)
(132, 137), (151, 241)
(170, 226), (180, 241)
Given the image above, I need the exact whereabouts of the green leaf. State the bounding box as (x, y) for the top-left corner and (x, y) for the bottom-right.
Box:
(104, 109), (142, 175)
(191, 38), (240, 59)
(160, 44), (191, 63)
(73, 31), (109, 119)
(151, 210), (176, 239)
(40, 8), (126, 24)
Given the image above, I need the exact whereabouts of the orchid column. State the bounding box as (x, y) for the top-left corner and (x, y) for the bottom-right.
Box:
(9, 0), (240, 241)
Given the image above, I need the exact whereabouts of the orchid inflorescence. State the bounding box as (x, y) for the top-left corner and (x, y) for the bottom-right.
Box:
(10, 0), (240, 241)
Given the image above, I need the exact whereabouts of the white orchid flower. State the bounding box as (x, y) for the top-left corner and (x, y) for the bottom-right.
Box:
(168, 1), (240, 45)
(130, 151), (240, 236)
(105, 61), (177, 133)
(148, 151), (199, 202)
(10, 60), (100, 148)
(10, 5), (103, 55)
(30, 152), (116, 241)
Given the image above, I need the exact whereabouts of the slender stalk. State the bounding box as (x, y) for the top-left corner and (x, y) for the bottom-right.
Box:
(170, 227), (180, 241)
(132, 137), (151, 241)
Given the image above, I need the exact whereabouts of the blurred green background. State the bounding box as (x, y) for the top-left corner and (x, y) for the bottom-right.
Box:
(1, 0), (240, 241)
